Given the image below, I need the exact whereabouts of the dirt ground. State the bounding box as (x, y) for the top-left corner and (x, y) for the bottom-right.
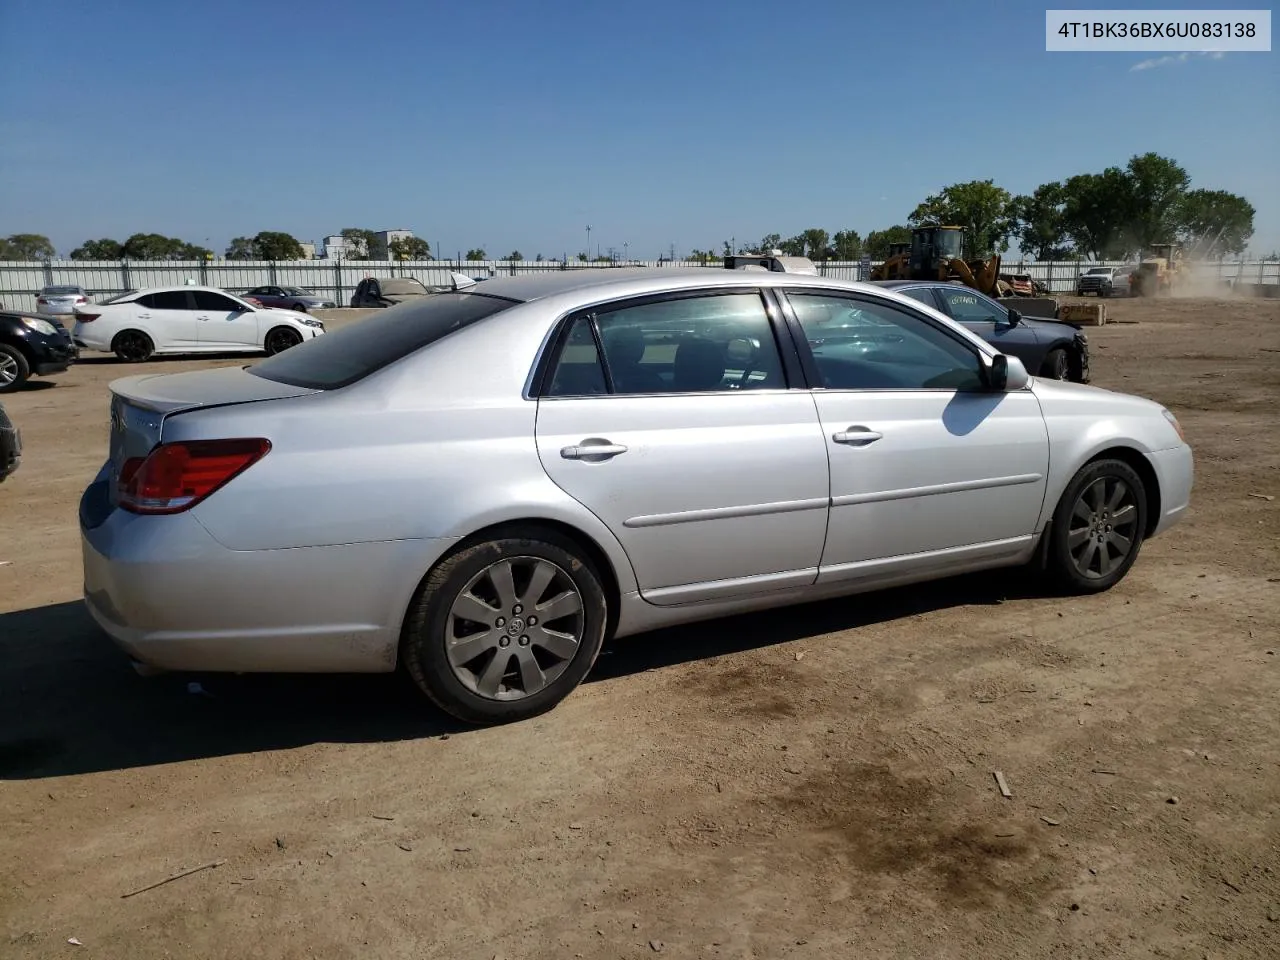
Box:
(2, 296), (1278, 960)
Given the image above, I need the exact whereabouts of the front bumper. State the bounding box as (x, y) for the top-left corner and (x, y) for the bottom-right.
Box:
(79, 472), (448, 674)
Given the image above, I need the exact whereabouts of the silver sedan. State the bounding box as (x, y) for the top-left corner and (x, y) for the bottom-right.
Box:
(80, 266), (1193, 724)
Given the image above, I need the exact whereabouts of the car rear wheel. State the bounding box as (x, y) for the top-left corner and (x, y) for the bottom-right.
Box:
(112, 330), (154, 363)
(264, 326), (303, 355)
(0, 344), (31, 393)
(1045, 458), (1148, 594)
(401, 530), (608, 725)
(1041, 347), (1070, 380)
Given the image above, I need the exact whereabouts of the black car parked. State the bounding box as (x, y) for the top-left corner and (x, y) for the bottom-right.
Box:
(0, 401), (20, 481)
(871, 280), (1090, 383)
(0, 309), (79, 393)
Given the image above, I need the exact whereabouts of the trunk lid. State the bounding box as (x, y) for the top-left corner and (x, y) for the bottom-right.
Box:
(106, 365), (317, 504)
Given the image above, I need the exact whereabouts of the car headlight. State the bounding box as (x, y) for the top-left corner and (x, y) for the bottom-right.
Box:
(1160, 408), (1185, 442)
(299, 317), (324, 329)
(21, 317), (58, 336)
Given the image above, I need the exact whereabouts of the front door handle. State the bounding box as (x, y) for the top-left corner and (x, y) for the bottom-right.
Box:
(561, 439), (628, 461)
(832, 426), (883, 446)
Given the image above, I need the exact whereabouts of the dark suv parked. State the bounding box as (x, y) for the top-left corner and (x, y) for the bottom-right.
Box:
(0, 309), (79, 392)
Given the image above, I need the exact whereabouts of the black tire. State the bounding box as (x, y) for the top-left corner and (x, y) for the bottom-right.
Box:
(1099, 286), (1110, 298)
(264, 326), (303, 355)
(1041, 347), (1070, 380)
(112, 330), (154, 363)
(0, 343), (31, 393)
(401, 528), (609, 725)
(1045, 458), (1148, 594)
(292, 302), (308, 313)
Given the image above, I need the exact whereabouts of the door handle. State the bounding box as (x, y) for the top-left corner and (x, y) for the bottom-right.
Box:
(561, 439), (628, 461)
(832, 426), (883, 446)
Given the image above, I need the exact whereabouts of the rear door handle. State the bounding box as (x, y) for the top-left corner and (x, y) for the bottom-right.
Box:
(561, 439), (628, 461)
(832, 426), (883, 446)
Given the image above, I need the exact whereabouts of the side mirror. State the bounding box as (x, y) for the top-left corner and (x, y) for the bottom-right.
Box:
(988, 354), (1029, 392)
(1006, 307), (1021, 326)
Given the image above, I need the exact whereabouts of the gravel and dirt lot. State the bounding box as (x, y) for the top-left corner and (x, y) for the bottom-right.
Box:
(2, 295), (1278, 959)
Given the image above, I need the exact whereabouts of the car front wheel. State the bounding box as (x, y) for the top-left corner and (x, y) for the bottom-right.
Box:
(0, 344), (31, 392)
(264, 327), (303, 355)
(1041, 347), (1070, 380)
(1045, 459), (1148, 593)
(401, 529), (609, 724)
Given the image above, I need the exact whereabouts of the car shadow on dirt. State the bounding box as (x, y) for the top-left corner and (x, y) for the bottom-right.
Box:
(0, 572), (1034, 780)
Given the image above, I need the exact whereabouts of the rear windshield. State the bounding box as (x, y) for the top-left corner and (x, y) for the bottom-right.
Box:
(248, 292), (519, 390)
(43, 285), (82, 295)
(100, 290), (138, 304)
(381, 278), (428, 295)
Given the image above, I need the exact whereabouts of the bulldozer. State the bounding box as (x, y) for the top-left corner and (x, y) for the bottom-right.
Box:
(1129, 243), (1188, 296)
(870, 226), (1011, 297)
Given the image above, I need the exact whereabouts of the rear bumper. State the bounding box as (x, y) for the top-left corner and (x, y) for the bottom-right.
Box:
(79, 473), (453, 674)
(1149, 443), (1194, 537)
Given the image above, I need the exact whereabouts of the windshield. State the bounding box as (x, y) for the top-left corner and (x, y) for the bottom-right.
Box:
(281, 287), (311, 296)
(1087, 268), (1110, 275)
(935, 230), (964, 260)
(249, 292), (519, 390)
(380, 279), (429, 295)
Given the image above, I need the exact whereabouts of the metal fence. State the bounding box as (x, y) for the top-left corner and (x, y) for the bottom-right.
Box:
(2, 258), (1277, 314)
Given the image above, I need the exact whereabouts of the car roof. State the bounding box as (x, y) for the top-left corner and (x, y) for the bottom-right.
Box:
(114, 285), (245, 298)
(461, 267), (882, 303)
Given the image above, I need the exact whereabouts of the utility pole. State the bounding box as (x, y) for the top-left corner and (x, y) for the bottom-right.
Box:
(585, 225), (591, 258)
(623, 241), (629, 262)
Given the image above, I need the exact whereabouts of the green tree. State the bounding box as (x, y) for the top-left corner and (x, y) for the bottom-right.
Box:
(800, 228), (830, 259)
(70, 238), (125, 260)
(1176, 188), (1254, 257)
(831, 229), (863, 260)
(178, 243), (213, 260)
(465, 248), (486, 261)
(1125, 152), (1190, 252)
(1060, 168), (1135, 259)
(121, 233), (188, 259)
(388, 236), (431, 260)
(535, 253), (544, 262)
(1011, 182), (1072, 260)
(576, 252), (589, 262)
(502, 250), (523, 261)
(909, 180), (1015, 259)
(247, 231), (304, 260)
(749, 233), (782, 254)
(0, 233), (56, 259)
(685, 249), (720, 262)
(225, 237), (256, 260)
(864, 225), (912, 259)
(778, 235), (806, 257)
(340, 227), (377, 260)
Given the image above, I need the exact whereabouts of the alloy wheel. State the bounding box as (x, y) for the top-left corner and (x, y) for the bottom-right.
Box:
(1067, 476), (1139, 579)
(0, 353), (18, 386)
(445, 556), (585, 701)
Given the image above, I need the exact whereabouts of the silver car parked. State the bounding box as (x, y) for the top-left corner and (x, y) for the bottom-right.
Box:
(80, 265), (1193, 724)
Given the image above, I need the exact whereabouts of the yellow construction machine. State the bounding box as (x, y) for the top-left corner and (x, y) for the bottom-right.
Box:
(1129, 243), (1189, 296)
(872, 226), (1013, 297)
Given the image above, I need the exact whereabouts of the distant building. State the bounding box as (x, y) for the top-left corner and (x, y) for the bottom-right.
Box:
(371, 229), (417, 260)
(322, 234), (353, 260)
(298, 242), (316, 260)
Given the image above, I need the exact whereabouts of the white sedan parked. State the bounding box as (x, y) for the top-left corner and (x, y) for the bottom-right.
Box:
(72, 285), (324, 362)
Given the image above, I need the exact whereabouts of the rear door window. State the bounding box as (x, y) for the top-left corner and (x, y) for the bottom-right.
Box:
(149, 291), (194, 310)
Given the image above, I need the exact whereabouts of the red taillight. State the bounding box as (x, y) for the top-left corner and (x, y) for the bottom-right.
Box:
(118, 438), (270, 514)
(75, 296), (87, 304)
(76, 313), (99, 322)
(36, 297), (47, 304)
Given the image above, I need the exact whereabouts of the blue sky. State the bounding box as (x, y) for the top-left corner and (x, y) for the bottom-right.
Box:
(0, 0), (1276, 259)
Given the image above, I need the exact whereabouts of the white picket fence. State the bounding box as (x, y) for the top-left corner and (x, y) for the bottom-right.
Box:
(2, 258), (1277, 314)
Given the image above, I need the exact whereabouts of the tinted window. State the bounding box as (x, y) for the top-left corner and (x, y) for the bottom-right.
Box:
(787, 293), (985, 391)
(898, 287), (938, 308)
(43, 286), (82, 295)
(380, 279), (428, 295)
(193, 290), (244, 311)
(149, 291), (193, 310)
(249, 292), (518, 390)
(247, 287), (269, 295)
(282, 287), (309, 296)
(101, 290), (138, 305)
(545, 292), (785, 397)
(935, 287), (1006, 323)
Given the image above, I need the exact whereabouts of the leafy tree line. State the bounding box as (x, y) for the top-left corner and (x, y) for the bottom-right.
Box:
(728, 153), (1254, 263)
